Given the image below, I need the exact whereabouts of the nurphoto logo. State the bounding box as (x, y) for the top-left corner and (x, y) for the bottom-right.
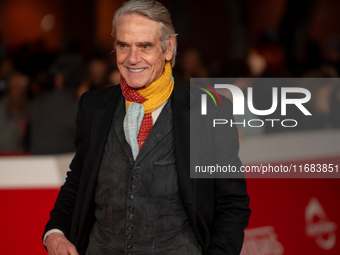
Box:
(199, 83), (312, 128)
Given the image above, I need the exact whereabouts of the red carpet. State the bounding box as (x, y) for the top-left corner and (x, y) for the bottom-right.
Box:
(0, 189), (59, 254)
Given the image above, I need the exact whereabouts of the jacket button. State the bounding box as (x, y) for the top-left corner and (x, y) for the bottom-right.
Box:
(132, 175), (138, 180)
(127, 253), (132, 255)
(127, 225), (133, 230)
(128, 214), (134, 220)
(133, 165), (139, 170)
(127, 234), (132, 240)
(131, 185), (137, 190)
(130, 194), (135, 199)
(127, 244), (132, 249)
(129, 206), (135, 211)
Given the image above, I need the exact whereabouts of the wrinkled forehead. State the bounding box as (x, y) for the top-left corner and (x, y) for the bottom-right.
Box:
(116, 13), (161, 41)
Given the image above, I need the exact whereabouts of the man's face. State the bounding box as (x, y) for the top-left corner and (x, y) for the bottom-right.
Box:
(115, 13), (173, 89)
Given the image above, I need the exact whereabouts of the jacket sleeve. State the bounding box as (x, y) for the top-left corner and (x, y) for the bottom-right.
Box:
(206, 97), (251, 255)
(43, 92), (86, 242)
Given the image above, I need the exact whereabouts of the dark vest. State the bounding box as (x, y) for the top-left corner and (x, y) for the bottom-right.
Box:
(86, 96), (202, 255)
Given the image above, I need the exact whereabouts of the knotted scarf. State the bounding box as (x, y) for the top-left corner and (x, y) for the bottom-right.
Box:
(121, 61), (174, 159)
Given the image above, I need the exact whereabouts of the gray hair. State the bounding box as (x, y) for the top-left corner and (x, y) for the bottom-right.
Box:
(112, 0), (177, 67)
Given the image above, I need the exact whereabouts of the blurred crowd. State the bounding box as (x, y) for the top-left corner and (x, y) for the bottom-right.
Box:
(0, 30), (340, 154)
(0, 41), (122, 154)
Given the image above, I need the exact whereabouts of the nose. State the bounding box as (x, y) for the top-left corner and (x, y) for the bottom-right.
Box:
(127, 47), (141, 65)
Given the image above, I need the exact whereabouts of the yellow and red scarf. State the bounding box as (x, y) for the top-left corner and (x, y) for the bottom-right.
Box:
(120, 61), (174, 156)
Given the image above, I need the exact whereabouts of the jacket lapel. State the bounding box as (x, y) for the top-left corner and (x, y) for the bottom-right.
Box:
(90, 87), (122, 174)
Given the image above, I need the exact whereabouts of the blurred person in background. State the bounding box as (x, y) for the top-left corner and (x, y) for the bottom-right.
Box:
(30, 55), (87, 155)
(178, 48), (209, 84)
(250, 32), (291, 78)
(0, 72), (30, 152)
(247, 48), (267, 77)
(87, 58), (109, 90)
(0, 58), (15, 99)
(301, 67), (339, 130)
(107, 68), (121, 86)
(323, 36), (340, 75)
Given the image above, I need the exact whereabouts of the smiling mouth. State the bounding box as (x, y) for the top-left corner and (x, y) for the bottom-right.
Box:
(128, 68), (146, 73)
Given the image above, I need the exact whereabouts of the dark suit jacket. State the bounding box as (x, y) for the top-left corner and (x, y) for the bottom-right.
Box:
(44, 77), (251, 255)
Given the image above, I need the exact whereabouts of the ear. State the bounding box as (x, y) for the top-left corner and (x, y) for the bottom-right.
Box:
(165, 37), (176, 62)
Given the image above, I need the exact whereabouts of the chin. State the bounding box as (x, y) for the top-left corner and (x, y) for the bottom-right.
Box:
(124, 78), (146, 89)
(126, 81), (146, 89)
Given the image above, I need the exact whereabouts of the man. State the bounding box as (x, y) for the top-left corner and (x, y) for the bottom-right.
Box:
(0, 72), (29, 151)
(30, 55), (86, 155)
(43, 1), (250, 255)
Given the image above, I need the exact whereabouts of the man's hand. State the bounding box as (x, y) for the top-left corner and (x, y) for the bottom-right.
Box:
(45, 233), (79, 255)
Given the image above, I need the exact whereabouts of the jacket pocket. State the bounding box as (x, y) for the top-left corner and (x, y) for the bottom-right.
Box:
(154, 158), (176, 165)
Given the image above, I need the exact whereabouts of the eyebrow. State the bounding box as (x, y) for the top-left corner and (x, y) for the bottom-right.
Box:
(116, 40), (127, 46)
(137, 42), (154, 47)
(116, 40), (154, 47)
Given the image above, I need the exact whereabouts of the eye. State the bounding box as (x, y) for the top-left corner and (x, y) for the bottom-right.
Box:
(143, 45), (149, 49)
